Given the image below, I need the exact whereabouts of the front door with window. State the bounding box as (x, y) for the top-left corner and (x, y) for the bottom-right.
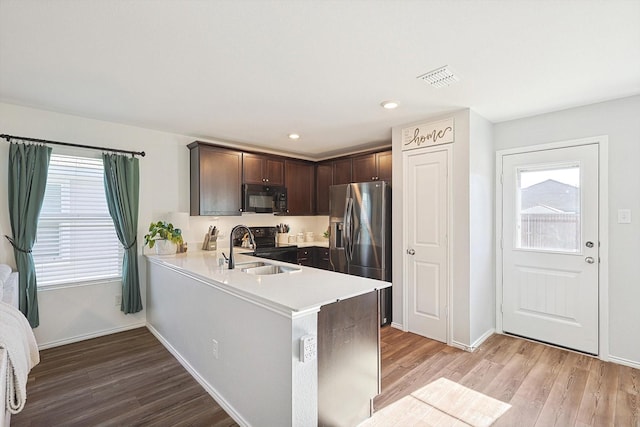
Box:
(501, 143), (599, 354)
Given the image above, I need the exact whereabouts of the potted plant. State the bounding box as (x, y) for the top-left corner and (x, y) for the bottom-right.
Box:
(144, 221), (184, 255)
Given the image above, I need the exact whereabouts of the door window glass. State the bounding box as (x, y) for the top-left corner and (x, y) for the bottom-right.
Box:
(515, 164), (581, 252)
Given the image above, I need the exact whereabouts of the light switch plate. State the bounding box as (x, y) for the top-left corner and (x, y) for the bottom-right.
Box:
(618, 209), (632, 224)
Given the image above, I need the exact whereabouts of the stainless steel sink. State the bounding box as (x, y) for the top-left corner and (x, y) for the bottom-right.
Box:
(242, 264), (301, 275)
(235, 261), (268, 269)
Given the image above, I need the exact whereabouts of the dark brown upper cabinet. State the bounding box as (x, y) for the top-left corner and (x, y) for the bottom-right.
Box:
(315, 161), (333, 215)
(332, 158), (352, 185)
(376, 150), (392, 181)
(352, 150), (392, 182)
(189, 142), (242, 216)
(243, 153), (284, 186)
(285, 160), (315, 215)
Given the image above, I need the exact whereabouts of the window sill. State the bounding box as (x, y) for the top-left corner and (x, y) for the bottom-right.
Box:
(37, 277), (123, 292)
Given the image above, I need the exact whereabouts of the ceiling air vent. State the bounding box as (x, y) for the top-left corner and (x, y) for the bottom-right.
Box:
(417, 66), (460, 88)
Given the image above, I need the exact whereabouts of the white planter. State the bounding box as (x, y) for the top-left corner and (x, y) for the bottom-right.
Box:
(154, 240), (176, 255)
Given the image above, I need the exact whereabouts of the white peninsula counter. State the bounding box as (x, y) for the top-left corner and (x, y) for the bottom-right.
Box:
(145, 250), (389, 427)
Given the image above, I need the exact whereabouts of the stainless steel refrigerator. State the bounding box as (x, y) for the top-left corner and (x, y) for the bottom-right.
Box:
(329, 181), (391, 325)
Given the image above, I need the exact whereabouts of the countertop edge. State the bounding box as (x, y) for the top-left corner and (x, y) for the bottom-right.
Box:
(146, 255), (321, 319)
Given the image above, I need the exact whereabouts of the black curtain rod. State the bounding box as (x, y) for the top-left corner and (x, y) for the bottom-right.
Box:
(0, 133), (146, 157)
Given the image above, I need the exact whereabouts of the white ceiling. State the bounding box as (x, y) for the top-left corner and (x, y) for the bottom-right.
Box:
(1, 0), (639, 159)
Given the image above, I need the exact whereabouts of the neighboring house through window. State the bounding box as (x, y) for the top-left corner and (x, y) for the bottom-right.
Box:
(32, 153), (123, 286)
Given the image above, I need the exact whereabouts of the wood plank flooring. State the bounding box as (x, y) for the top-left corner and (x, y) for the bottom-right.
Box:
(11, 328), (238, 427)
(12, 326), (640, 426)
(375, 327), (640, 427)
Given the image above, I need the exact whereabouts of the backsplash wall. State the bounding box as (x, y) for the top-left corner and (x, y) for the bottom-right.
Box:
(143, 214), (330, 252)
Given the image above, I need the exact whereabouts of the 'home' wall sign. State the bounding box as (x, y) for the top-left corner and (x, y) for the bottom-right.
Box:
(401, 117), (454, 151)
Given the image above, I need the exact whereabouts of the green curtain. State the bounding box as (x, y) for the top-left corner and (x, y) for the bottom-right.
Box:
(7, 143), (52, 327)
(102, 153), (142, 314)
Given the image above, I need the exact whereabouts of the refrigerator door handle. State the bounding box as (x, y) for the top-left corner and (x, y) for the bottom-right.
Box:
(344, 197), (354, 262)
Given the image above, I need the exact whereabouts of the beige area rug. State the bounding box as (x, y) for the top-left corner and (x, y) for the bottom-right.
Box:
(359, 378), (511, 427)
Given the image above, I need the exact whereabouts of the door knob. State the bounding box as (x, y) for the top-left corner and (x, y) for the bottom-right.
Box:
(407, 249), (415, 255)
(585, 257), (595, 264)
(586, 241), (594, 248)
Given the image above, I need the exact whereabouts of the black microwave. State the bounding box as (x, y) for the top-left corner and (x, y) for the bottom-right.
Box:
(242, 184), (287, 214)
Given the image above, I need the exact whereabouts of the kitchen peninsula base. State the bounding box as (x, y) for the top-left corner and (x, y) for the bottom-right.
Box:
(146, 253), (386, 427)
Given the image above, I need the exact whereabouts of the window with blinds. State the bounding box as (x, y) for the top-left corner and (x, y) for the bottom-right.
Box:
(32, 153), (123, 287)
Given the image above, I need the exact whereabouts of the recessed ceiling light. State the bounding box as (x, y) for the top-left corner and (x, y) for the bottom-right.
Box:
(381, 101), (399, 109)
(288, 133), (300, 140)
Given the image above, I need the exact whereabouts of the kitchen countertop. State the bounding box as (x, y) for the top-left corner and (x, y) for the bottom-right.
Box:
(145, 249), (388, 317)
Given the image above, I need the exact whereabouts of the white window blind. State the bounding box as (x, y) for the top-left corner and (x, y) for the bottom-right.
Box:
(33, 153), (123, 287)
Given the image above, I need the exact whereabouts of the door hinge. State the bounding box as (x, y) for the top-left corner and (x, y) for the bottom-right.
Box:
(500, 173), (503, 184)
(500, 303), (504, 313)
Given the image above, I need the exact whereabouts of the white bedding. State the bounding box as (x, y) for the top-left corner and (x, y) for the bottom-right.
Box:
(0, 301), (39, 425)
(0, 349), (8, 427)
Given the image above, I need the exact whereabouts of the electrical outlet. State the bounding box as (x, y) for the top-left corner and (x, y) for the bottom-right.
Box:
(115, 295), (122, 307)
(300, 335), (317, 363)
(212, 339), (219, 359)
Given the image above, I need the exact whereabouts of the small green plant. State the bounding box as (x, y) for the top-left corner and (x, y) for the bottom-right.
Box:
(144, 221), (184, 248)
(323, 226), (330, 239)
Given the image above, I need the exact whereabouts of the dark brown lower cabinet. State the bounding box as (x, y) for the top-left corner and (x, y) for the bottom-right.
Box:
(297, 246), (330, 269)
(316, 247), (330, 270)
(297, 247), (314, 267)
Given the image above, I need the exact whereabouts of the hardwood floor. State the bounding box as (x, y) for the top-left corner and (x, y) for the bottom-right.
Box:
(12, 328), (238, 427)
(375, 327), (640, 427)
(13, 326), (640, 426)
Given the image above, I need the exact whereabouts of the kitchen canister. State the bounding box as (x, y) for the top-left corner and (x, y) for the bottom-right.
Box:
(277, 233), (289, 245)
(305, 232), (314, 242)
(296, 233), (304, 243)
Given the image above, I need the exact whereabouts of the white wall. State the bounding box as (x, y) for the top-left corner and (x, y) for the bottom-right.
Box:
(468, 110), (495, 346)
(494, 95), (640, 366)
(146, 259), (318, 427)
(0, 102), (326, 348)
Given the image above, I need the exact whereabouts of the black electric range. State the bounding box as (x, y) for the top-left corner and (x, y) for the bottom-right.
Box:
(232, 226), (298, 264)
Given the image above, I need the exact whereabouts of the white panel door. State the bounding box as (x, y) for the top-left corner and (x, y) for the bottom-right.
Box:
(502, 144), (599, 354)
(405, 148), (449, 342)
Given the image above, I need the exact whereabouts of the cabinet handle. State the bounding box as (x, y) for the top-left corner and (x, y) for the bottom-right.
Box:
(265, 178), (269, 182)
(239, 208), (243, 212)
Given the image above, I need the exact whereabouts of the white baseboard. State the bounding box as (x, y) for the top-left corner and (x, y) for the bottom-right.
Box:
(450, 340), (472, 352)
(470, 328), (495, 351)
(37, 322), (146, 350)
(146, 324), (250, 427)
(608, 354), (640, 370)
(390, 322), (405, 331)
(451, 329), (495, 353)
